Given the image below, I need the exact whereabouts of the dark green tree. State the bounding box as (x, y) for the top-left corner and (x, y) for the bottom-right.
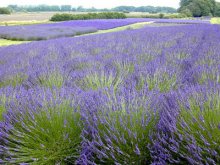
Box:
(0, 7), (11, 14)
(179, 0), (216, 16)
(215, 2), (220, 16)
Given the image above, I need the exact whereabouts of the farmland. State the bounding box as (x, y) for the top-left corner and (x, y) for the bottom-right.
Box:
(0, 15), (220, 164)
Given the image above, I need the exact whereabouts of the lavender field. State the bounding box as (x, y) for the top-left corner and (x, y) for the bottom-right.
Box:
(0, 18), (209, 41)
(0, 20), (220, 164)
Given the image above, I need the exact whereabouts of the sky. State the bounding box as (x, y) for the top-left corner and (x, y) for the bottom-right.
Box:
(0, 0), (181, 9)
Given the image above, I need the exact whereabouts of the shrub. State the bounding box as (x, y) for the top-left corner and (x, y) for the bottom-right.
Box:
(140, 13), (187, 19)
(150, 87), (220, 164)
(159, 13), (164, 19)
(0, 88), (83, 164)
(82, 89), (158, 164)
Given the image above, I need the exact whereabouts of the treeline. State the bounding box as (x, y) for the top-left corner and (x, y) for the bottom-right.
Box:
(112, 6), (176, 13)
(7, 5), (177, 13)
(50, 12), (126, 21)
(8, 5), (72, 12)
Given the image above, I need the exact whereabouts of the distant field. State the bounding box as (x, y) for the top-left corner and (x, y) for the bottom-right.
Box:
(0, 12), (179, 22)
(0, 12), (102, 22)
(0, 12), (58, 22)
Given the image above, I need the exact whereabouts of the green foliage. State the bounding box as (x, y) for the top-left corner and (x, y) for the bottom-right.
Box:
(50, 13), (73, 21)
(177, 92), (220, 157)
(0, 7), (11, 14)
(215, 2), (220, 16)
(39, 72), (65, 88)
(136, 71), (177, 92)
(4, 101), (82, 164)
(159, 13), (165, 18)
(79, 71), (123, 91)
(0, 95), (6, 121)
(94, 92), (157, 164)
(139, 13), (186, 19)
(188, 1), (203, 17)
(180, 7), (193, 17)
(179, 0), (216, 17)
(50, 12), (127, 21)
(0, 74), (27, 88)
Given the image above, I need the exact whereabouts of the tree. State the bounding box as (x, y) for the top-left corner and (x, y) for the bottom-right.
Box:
(187, 1), (202, 16)
(215, 2), (220, 16)
(180, 7), (193, 16)
(61, 5), (72, 11)
(179, 0), (216, 16)
(0, 7), (11, 14)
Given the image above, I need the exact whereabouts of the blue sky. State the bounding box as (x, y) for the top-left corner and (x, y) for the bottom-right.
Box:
(0, 0), (181, 8)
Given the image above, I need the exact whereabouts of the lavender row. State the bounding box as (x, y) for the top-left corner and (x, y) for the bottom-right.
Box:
(45, 18), (210, 30)
(0, 18), (209, 41)
(0, 24), (219, 164)
(0, 25), (97, 41)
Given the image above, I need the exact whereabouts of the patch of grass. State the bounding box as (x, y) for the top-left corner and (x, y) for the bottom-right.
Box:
(0, 39), (28, 47)
(211, 17), (220, 24)
(78, 21), (154, 37)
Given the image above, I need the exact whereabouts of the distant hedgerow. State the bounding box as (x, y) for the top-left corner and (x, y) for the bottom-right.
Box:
(50, 12), (127, 21)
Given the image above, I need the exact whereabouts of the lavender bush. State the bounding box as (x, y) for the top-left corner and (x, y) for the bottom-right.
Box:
(81, 88), (158, 164)
(150, 85), (220, 164)
(0, 87), (83, 164)
(0, 23), (219, 164)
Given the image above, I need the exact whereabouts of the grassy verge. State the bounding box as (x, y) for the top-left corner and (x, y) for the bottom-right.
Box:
(78, 21), (154, 37)
(0, 39), (28, 47)
(211, 17), (220, 24)
(0, 20), (50, 26)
